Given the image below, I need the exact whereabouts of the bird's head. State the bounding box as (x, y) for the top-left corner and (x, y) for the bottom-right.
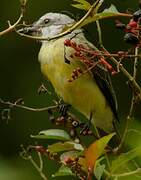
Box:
(19, 13), (75, 38)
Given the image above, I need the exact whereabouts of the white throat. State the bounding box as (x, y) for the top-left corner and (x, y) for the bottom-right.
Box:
(42, 24), (64, 38)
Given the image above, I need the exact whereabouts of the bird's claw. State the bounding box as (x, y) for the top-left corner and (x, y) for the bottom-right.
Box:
(80, 123), (93, 136)
(59, 103), (71, 117)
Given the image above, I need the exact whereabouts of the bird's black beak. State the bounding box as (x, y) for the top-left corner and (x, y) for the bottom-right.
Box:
(18, 25), (41, 35)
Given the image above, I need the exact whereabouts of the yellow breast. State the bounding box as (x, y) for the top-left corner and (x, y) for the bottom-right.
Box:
(38, 37), (114, 132)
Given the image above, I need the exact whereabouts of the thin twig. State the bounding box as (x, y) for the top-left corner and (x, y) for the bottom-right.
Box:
(95, 19), (141, 153)
(0, 14), (23, 36)
(15, 0), (101, 41)
(20, 145), (48, 180)
(104, 54), (141, 58)
(29, 155), (48, 180)
(118, 40), (139, 151)
(127, 128), (141, 136)
(0, 0), (26, 37)
(0, 98), (81, 126)
(95, 21), (113, 180)
(90, 41), (141, 101)
(101, 46), (141, 100)
(96, 20), (103, 46)
(88, 25), (141, 98)
(0, 98), (58, 112)
(111, 168), (141, 177)
(89, 52), (141, 58)
(16, 0), (131, 41)
(129, 46), (139, 117)
(37, 152), (44, 170)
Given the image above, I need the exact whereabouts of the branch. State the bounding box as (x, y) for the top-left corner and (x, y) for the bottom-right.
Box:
(102, 47), (141, 99)
(0, 14), (23, 37)
(29, 155), (48, 180)
(111, 168), (141, 177)
(20, 145), (48, 180)
(118, 24), (140, 151)
(128, 46), (139, 117)
(16, 0), (131, 41)
(0, 98), (58, 112)
(0, 0), (26, 37)
(95, 20), (141, 99)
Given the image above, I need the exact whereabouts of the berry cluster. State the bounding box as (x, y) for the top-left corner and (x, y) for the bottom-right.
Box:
(64, 157), (86, 180)
(116, 1), (141, 45)
(47, 106), (93, 137)
(99, 57), (117, 75)
(64, 39), (117, 82)
(68, 67), (83, 82)
(64, 39), (94, 66)
(22, 145), (59, 160)
(21, 145), (86, 179)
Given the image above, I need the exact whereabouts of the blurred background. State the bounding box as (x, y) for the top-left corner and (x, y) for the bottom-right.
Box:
(0, 0), (141, 179)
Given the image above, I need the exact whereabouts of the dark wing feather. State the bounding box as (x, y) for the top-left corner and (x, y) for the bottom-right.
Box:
(92, 63), (119, 122)
(70, 30), (119, 122)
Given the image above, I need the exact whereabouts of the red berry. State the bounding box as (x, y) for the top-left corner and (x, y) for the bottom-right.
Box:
(70, 41), (77, 48)
(73, 69), (78, 76)
(64, 39), (71, 46)
(35, 146), (47, 154)
(78, 44), (85, 49)
(128, 20), (137, 28)
(76, 67), (83, 73)
(111, 71), (117, 75)
(74, 52), (81, 57)
(70, 54), (74, 58)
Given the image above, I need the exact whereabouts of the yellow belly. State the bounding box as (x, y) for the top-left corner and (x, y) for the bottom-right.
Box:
(38, 37), (114, 132)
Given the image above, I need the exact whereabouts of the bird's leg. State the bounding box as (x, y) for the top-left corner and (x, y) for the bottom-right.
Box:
(80, 112), (93, 136)
(55, 100), (71, 126)
(59, 102), (71, 117)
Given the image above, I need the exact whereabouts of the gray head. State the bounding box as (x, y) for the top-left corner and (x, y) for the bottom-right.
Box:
(20, 13), (75, 38)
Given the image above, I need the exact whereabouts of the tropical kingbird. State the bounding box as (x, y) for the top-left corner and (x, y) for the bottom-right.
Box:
(20, 13), (119, 133)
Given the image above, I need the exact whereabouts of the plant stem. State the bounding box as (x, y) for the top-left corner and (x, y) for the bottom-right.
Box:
(29, 155), (48, 180)
(101, 46), (141, 100)
(118, 44), (139, 151)
(0, 14), (23, 36)
(0, 98), (58, 112)
(111, 168), (141, 177)
(16, 0), (131, 41)
(96, 20), (103, 46)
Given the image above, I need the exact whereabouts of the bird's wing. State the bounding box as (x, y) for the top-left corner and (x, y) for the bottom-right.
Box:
(92, 63), (119, 122)
(69, 30), (119, 122)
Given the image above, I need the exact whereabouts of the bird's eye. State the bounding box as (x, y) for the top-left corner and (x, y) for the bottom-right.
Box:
(44, 18), (49, 24)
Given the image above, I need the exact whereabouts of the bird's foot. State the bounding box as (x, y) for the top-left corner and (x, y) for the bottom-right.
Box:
(59, 103), (71, 117)
(79, 122), (93, 136)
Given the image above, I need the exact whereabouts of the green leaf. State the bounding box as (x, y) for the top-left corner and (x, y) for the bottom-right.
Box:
(73, 142), (84, 151)
(71, 0), (91, 11)
(102, 4), (119, 14)
(111, 146), (141, 173)
(97, 133), (116, 155)
(48, 141), (84, 153)
(85, 133), (115, 172)
(60, 151), (81, 164)
(31, 129), (71, 141)
(48, 142), (73, 153)
(52, 165), (75, 177)
(78, 4), (125, 29)
(94, 163), (105, 180)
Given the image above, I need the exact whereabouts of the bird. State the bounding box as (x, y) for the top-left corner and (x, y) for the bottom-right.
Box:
(19, 13), (119, 133)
